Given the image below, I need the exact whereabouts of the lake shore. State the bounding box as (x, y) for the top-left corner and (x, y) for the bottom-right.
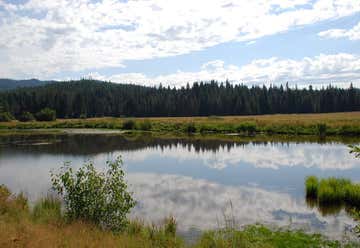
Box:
(1, 112), (360, 137)
(1, 185), (357, 248)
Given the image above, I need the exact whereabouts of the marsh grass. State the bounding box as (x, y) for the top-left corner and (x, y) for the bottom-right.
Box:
(194, 225), (349, 248)
(1, 112), (360, 136)
(305, 176), (360, 213)
(32, 196), (62, 224)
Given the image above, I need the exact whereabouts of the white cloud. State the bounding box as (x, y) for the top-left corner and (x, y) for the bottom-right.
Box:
(318, 21), (360, 40)
(91, 53), (360, 87)
(0, 0), (359, 78)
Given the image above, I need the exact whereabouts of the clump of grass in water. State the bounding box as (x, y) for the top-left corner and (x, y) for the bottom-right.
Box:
(305, 176), (319, 198)
(305, 176), (360, 209)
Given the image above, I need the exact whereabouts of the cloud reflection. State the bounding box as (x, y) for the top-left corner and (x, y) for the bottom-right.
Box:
(128, 173), (357, 239)
(122, 142), (359, 170)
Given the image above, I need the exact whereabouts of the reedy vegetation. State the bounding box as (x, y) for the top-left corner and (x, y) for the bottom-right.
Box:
(1, 112), (360, 136)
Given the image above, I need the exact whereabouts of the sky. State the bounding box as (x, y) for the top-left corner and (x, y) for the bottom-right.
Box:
(0, 0), (359, 88)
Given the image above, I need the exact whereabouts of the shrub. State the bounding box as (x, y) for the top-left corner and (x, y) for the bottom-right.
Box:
(122, 119), (136, 130)
(79, 113), (87, 119)
(305, 176), (319, 198)
(18, 111), (35, 122)
(316, 123), (327, 137)
(0, 112), (14, 122)
(184, 122), (196, 133)
(138, 120), (152, 131)
(350, 145), (360, 158)
(35, 108), (56, 121)
(235, 122), (257, 134)
(51, 157), (136, 231)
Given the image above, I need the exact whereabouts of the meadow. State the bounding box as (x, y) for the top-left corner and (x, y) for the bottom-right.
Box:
(1, 112), (360, 136)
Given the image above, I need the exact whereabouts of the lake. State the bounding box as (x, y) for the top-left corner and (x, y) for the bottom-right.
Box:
(0, 131), (359, 241)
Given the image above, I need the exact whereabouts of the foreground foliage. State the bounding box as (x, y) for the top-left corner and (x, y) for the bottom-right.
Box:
(51, 157), (136, 231)
(0, 184), (358, 247)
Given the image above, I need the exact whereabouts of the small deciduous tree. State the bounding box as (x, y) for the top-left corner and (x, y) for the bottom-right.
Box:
(51, 157), (136, 231)
(0, 112), (14, 122)
(35, 108), (56, 121)
(18, 111), (35, 122)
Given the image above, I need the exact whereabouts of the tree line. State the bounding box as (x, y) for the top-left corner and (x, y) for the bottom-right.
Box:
(0, 79), (359, 118)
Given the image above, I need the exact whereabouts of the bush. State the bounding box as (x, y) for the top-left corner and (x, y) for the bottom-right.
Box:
(122, 119), (136, 130)
(235, 122), (257, 134)
(35, 108), (56, 121)
(18, 111), (35, 122)
(138, 120), (152, 131)
(316, 123), (327, 137)
(184, 122), (196, 133)
(0, 112), (14, 122)
(51, 157), (136, 231)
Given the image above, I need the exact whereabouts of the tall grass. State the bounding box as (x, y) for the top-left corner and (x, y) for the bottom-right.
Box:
(32, 196), (62, 224)
(1, 112), (360, 136)
(305, 176), (319, 198)
(305, 176), (360, 209)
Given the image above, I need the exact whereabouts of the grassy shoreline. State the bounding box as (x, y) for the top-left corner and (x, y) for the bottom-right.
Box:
(1, 112), (360, 136)
(0, 185), (357, 248)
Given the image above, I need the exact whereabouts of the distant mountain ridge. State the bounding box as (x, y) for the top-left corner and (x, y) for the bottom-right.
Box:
(0, 78), (55, 91)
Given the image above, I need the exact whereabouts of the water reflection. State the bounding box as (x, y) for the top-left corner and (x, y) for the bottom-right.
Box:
(0, 133), (359, 240)
(128, 173), (356, 239)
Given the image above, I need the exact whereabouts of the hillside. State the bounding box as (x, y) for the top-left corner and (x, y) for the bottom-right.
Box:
(0, 78), (53, 91)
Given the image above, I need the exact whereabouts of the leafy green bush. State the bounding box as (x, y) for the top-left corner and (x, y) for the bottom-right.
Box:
(35, 108), (56, 121)
(184, 122), (196, 133)
(316, 123), (327, 137)
(0, 112), (14, 122)
(51, 157), (136, 231)
(122, 119), (136, 130)
(350, 145), (360, 158)
(18, 111), (35, 122)
(235, 122), (257, 134)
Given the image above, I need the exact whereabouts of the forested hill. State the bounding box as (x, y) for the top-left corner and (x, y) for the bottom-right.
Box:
(0, 79), (359, 118)
(0, 78), (54, 91)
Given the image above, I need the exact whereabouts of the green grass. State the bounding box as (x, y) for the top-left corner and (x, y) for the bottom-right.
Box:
(305, 176), (360, 209)
(32, 196), (62, 224)
(195, 225), (356, 248)
(1, 112), (360, 136)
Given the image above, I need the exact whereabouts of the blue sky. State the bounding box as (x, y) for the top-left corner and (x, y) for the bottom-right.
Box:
(0, 0), (359, 87)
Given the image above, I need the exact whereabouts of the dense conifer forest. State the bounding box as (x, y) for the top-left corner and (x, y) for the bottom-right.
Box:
(0, 80), (359, 118)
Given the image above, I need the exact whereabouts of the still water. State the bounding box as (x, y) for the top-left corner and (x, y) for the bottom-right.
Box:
(0, 132), (359, 240)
